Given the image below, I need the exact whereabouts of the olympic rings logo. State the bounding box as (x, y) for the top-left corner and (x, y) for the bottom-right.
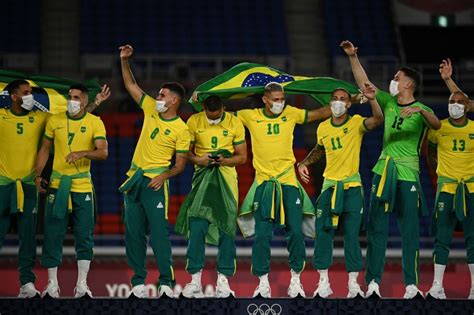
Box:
(247, 303), (283, 315)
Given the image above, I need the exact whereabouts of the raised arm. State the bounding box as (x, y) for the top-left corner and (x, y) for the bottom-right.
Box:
(35, 137), (53, 193)
(361, 82), (383, 130)
(439, 58), (474, 112)
(85, 84), (111, 113)
(340, 40), (375, 90)
(297, 144), (325, 184)
(307, 106), (332, 123)
(119, 44), (145, 104)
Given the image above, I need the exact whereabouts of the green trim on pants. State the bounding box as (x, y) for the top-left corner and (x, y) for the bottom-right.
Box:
(41, 188), (95, 268)
(186, 217), (236, 276)
(313, 186), (363, 272)
(365, 174), (420, 286)
(433, 192), (474, 265)
(123, 176), (175, 287)
(0, 183), (37, 285)
(251, 184), (305, 276)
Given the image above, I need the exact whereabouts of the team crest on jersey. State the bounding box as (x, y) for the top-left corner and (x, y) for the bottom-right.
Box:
(343, 127), (348, 134)
(253, 202), (259, 211)
(223, 130), (228, 136)
(281, 116), (287, 122)
(164, 129), (171, 135)
(29, 117), (34, 123)
(81, 126), (86, 133)
(316, 209), (323, 218)
(437, 202), (444, 212)
(470, 133), (474, 140)
(48, 194), (55, 204)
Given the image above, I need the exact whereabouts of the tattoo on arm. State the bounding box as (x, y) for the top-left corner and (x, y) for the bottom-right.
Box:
(301, 144), (325, 166)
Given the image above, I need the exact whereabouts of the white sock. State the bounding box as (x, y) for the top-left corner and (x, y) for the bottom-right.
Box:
(348, 272), (358, 283)
(48, 267), (58, 284)
(469, 264), (474, 286)
(77, 260), (90, 285)
(433, 264), (446, 284)
(191, 270), (202, 284)
(259, 273), (269, 283)
(291, 269), (301, 281)
(318, 269), (329, 283)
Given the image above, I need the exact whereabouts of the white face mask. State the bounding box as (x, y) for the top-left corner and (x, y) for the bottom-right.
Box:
(448, 102), (465, 120)
(67, 100), (81, 116)
(270, 101), (285, 114)
(21, 94), (35, 111)
(207, 117), (222, 125)
(155, 100), (168, 113)
(330, 100), (347, 118)
(389, 80), (399, 96)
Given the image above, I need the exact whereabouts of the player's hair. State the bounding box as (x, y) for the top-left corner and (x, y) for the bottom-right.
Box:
(161, 82), (186, 100)
(450, 90), (470, 101)
(264, 82), (284, 95)
(69, 83), (89, 95)
(6, 79), (30, 95)
(399, 66), (421, 90)
(332, 88), (351, 99)
(203, 95), (223, 112)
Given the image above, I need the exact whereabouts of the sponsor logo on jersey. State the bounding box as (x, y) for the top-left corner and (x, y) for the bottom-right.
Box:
(410, 185), (417, 192)
(157, 202), (164, 208)
(164, 129), (171, 135)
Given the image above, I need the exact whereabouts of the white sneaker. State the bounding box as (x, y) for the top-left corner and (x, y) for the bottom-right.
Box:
(288, 270), (305, 298)
(313, 279), (333, 298)
(129, 284), (148, 298)
(182, 281), (204, 298)
(253, 276), (271, 298)
(347, 280), (364, 298)
(403, 284), (422, 299)
(216, 274), (235, 298)
(173, 284), (183, 298)
(158, 285), (174, 298)
(18, 282), (40, 298)
(204, 284), (215, 297)
(74, 281), (92, 298)
(468, 287), (474, 299)
(42, 280), (60, 298)
(365, 280), (381, 298)
(426, 281), (446, 299)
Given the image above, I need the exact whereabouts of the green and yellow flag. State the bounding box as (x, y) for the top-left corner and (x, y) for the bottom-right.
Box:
(0, 70), (101, 114)
(190, 62), (359, 111)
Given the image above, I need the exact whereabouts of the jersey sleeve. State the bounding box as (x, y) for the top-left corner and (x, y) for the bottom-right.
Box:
(235, 109), (249, 127)
(427, 128), (438, 145)
(316, 124), (324, 146)
(290, 106), (308, 125)
(186, 115), (197, 144)
(233, 116), (246, 145)
(375, 90), (392, 111)
(93, 117), (107, 140)
(355, 115), (368, 134)
(176, 125), (191, 153)
(44, 115), (56, 140)
(139, 93), (156, 115)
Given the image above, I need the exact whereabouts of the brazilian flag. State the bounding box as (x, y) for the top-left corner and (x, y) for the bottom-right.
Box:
(190, 62), (360, 111)
(0, 70), (101, 114)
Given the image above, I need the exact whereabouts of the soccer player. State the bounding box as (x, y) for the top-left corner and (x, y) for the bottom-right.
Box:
(118, 44), (190, 298)
(35, 84), (108, 298)
(176, 95), (247, 298)
(0, 80), (108, 298)
(297, 83), (383, 298)
(235, 82), (332, 298)
(426, 60), (474, 299)
(341, 40), (441, 298)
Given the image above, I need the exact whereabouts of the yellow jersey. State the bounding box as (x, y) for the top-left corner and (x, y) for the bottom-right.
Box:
(236, 105), (307, 186)
(317, 114), (367, 185)
(127, 94), (190, 179)
(428, 118), (474, 193)
(44, 112), (106, 192)
(0, 108), (48, 181)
